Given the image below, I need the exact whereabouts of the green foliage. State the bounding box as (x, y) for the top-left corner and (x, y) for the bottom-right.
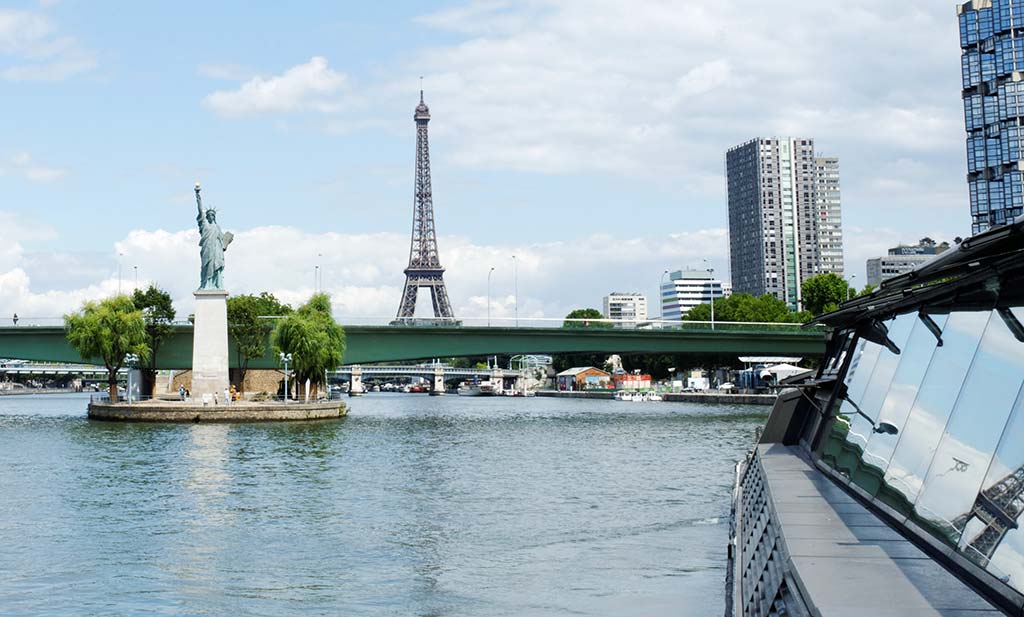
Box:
(859, 284), (877, 297)
(131, 285), (175, 395)
(65, 295), (149, 401)
(562, 308), (613, 328)
(684, 293), (810, 324)
(801, 273), (852, 315)
(227, 292), (291, 391)
(271, 292), (345, 396)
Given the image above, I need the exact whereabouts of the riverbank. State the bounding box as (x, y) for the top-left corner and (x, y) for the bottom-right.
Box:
(0, 388), (76, 396)
(536, 390), (776, 405)
(87, 400), (348, 422)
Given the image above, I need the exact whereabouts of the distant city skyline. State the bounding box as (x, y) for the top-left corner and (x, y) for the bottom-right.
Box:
(0, 2), (970, 321)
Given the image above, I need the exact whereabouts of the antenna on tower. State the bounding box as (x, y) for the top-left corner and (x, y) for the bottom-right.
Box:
(419, 76), (424, 102)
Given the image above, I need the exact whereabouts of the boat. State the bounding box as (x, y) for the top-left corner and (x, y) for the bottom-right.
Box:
(726, 219), (1024, 615)
(478, 379), (501, 396)
(614, 391), (633, 401)
(457, 381), (482, 396)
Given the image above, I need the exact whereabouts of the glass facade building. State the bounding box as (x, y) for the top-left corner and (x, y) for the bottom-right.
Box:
(958, 0), (1024, 233)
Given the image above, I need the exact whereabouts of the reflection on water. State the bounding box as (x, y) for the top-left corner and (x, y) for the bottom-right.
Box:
(0, 393), (763, 616)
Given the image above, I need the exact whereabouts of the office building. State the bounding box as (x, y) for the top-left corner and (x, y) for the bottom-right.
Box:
(602, 292), (648, 326)
(958, 1), (1024, 233)
(660, 270), (725, 320)
(865, 241), (949, 286)
(726, 137), (844, 310)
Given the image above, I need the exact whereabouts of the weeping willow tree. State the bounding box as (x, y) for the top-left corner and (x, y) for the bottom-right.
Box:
(270, 293), (345, 399)
(65, 295), (150, 402)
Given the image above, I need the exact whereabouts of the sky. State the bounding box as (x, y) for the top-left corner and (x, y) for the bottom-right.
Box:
(0, 0), (970, 324)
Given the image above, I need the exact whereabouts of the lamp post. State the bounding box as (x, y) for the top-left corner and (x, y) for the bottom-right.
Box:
(133, 265), (138, 291)
(660, 269), (670, 322)
(118, 252), (123, 295)
(512, 255), (519, 327)
(487, 266), (495, 327)
(280, 352), (293, 402)
(848, 274), (857, 302)
(314, 265), (320, 293)
(704, 259), (715, 331)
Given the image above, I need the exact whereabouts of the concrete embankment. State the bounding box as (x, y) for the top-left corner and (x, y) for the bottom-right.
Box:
(536, 391), (615, 400)
(88, 400), (348, 422)
(536, 390), (776, 405)
(0, 388), (76, 396)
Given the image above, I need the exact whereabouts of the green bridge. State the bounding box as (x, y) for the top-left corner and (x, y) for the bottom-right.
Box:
(0, 323), (827, 368)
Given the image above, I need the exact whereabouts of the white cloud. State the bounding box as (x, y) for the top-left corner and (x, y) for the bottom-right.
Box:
(202, 56), (347, 117)
(1, 152), (67, 183)
(0, 9), (96, 81)
(0, 211), (730, 325)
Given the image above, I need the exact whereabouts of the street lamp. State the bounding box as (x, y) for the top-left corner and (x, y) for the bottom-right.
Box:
(512, 255), (519, 327)
(118, 252), (124, 295)
(279, 352), (293, 402)
(133, 265), (138, 291)
(314, 265), (320, 293)
(487, 266), (495, 326)
(704, 259), (715, 331)
(660, 269), (670, 322)
(848, 274), (857, 302)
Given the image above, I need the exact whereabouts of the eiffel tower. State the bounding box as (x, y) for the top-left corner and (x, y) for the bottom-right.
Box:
(393, 89), (457, 325)
(951, 464), (1024, 567)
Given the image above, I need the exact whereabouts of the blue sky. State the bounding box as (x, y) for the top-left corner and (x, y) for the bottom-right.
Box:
(0, 1), (971, 321)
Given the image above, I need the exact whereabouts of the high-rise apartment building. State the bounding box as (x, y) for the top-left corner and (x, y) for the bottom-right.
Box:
(602, 292), (647, 327)
(726, 137), (844, 310)
(958, 1), (1024, 233)
(816, 157), (844, 277)
(660, 270), (725, 320)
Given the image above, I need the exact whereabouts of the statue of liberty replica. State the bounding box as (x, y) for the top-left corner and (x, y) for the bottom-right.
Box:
(195, 182), (233, 289)
(190, 182), (232, 399)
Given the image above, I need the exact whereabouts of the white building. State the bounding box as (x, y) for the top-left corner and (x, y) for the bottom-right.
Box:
(866, 255), (932, 287)
(660, 270), (725, 320)
(602, 292), (648, 326)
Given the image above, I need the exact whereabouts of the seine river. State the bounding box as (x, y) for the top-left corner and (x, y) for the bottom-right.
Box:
(0, 393), (765, 617)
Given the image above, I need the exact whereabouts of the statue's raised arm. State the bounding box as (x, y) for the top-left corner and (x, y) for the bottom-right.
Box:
(195, 182), (205, 227)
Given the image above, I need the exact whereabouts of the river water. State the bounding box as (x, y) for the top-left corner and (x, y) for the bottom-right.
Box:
(0, 393), (765, 617)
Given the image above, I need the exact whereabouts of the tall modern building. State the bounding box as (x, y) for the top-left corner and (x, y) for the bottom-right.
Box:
(958, 1), (1024, 233)
(726, 137), (844, 310)
(602, 292), (648, 327)
(816, 157), (844, 277)
(660, 270), (725, 320)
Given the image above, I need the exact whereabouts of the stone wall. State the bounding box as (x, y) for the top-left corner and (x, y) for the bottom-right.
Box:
(169, 369), (283, 398)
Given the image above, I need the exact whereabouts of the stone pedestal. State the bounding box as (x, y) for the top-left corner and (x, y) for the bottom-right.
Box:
(430, 367), (445, 396)
(191, 290), (230, 399)
(349, 366), (364, 396)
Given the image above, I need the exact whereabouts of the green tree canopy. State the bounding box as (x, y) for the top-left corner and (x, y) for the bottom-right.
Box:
(65, 295), (149, 402)
(684, 293), (811, 324)
(271, 293), (344, 398)
(227, 292), (292, 392)
(800, 273), (852, 316)
(131, 285), (175, 396)
(562, 308), (613, 328)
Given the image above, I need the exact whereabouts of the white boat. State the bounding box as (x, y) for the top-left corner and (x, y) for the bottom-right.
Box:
(457, 382), (482, 396)
(615, 391), (634, 401)
(647, 393), (663, 402)
(478, 380), (501, 396)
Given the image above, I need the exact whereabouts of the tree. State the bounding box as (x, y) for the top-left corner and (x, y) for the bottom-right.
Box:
(131, 285), (175, 397)
(271, 293), (345, 399)
(800, 273), (852, 316)
(562, 308), (613, 328)
(227, 292), (292, 392)
(65, 295), (149, 402)
(684, 293), (810, 323)
(919, 237), (936, 247)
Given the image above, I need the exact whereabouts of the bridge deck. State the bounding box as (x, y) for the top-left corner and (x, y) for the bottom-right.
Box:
(0, 324), (827, 369)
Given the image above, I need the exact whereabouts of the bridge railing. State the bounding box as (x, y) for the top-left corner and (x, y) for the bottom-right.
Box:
(0, 315), (825, 334)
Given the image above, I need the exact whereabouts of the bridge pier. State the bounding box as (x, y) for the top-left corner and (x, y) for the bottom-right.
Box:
(349, 366), (364, 397)
(491, 369), (505, 395)
(430, 367), (444, 396)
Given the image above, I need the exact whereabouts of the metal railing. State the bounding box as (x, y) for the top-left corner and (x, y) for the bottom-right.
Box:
(0, 315), (825, 333)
